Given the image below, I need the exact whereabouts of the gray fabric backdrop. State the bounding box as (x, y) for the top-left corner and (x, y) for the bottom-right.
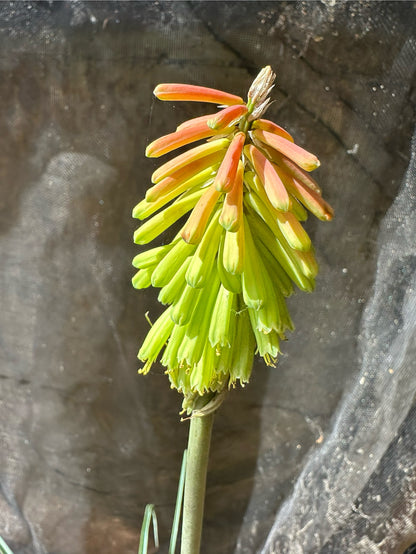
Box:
(1, 2), (415, 553)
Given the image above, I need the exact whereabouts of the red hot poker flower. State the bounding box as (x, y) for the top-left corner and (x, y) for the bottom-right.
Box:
(133, 66), (334, 407)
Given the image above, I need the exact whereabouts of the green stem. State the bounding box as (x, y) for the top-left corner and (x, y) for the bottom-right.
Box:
(180, 413), (214, 554)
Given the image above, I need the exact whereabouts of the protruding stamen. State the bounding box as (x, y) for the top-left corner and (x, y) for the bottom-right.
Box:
(137, 307), (175, 374)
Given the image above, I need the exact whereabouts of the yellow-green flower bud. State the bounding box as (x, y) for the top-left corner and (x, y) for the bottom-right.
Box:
(151, 239), (196, 288)
(132, 242), (176, 269)
(208, 285), (235, 348)
(217, 234), (242, 293)
(157, 257), (191, 306)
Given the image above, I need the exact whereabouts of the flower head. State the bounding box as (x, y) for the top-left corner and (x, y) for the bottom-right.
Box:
(133, 67), (333, 413)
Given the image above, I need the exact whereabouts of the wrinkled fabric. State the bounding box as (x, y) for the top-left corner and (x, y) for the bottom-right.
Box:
(0, 2), (415, 553)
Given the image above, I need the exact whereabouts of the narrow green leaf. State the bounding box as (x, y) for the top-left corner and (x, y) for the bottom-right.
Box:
(168, 450), (188, 554)
(138, 504), (159, 554)
(0, 536), (15, 554)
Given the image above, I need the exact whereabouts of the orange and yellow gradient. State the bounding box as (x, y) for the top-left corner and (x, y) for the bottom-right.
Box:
(132, 67), (333, 413)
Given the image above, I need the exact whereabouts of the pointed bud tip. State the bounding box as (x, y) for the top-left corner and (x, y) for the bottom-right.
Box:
(219, 215), (239, 232)
(132, 205), (142, 219)
(207, 119), (220, 130)
(215, 181), (230, 193)
(133, 230), (143, 244)
(145, 144), (156, 157)
(180, 229), (198, 245)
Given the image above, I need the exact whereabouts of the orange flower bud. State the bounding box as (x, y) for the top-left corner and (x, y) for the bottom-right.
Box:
(207, 104), (248, 130)
(176, 114), (215, 131)
(146, 150), (224, 202)
(278, 171), (333, 221)
(219, 161), (244, 231)
(251, 118), (294, 143)
(252, 129), (320, 172)
(146, 120), (219, 158)
(214, 132), (245, 192)
(245, 144), (291, 212)
(181, 186), (221, 244)
(154, 83), (244, 106)
(272, 153), (322, 194)
(151, 138), (229, 183)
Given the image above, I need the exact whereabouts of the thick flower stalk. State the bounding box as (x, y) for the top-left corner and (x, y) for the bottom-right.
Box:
(133, 66), (333, 413)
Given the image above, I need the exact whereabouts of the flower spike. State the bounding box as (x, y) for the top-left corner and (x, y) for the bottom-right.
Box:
(133, 66), (333, 413)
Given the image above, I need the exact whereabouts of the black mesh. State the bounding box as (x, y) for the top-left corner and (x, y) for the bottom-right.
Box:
(1, 2), (415, 553)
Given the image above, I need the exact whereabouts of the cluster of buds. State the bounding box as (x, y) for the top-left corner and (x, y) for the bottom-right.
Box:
(132, 67), (333, 413)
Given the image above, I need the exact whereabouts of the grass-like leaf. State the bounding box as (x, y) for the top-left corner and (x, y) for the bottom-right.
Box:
(0, 536), (15, 554)
(138, 504), (159, 554)
(138, 450), (187, 554)
(169, 449), (187, 554)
